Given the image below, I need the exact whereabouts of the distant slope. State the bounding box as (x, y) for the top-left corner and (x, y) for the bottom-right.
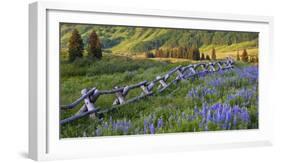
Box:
(60, 23), (258, 55)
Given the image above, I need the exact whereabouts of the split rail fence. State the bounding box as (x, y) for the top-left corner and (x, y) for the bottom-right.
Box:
(60, 58), (235, 125)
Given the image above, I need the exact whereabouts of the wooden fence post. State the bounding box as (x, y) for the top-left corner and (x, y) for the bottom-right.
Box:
(81, 88), (96, 118)
(141, 85), (150, 94)
(156, 76), (167, 88)
(113, 86), (126, 105)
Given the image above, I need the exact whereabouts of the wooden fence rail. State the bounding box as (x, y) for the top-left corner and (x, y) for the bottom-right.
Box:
(60, 58), (234, 125)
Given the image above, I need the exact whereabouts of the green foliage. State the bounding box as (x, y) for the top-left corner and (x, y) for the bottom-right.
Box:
(68, 29), (84, 62)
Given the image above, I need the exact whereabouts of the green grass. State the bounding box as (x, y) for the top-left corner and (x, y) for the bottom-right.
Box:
(200, 40), (258, 53)
(60, 55), (258, 138)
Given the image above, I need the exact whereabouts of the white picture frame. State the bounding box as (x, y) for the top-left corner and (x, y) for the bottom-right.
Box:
(29, 1), (274, 161)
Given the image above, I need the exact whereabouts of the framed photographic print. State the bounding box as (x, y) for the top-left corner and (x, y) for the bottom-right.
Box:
(29, 1), (274, 161)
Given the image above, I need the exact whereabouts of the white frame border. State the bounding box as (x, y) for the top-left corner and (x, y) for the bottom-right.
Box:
(29, 1), (274, 161)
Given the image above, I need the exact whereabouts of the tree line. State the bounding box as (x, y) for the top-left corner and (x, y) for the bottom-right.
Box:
(145, 46), (257, 63)
(236, 49), (258, 63)
(145, 47), (217, 61)
(68, 29), (102, 62)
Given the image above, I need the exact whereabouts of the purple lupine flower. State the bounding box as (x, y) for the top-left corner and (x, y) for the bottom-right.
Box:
(233, 115), (237, 127)
(194, 106), (199, 116)
(157, 118), (163, 129)
(237, 66), (258, 83)
(144, 119), (148, 134)
(208, 78), (224, 87)
(233, 105), (240, 114)
(225, 110), (232, 123)
(149, 123), (155, 134)
(201, 103), (208, 116)
(216, 109), (221, 123)
(241, 109), (250, 123)
(206, 110), (212, 123)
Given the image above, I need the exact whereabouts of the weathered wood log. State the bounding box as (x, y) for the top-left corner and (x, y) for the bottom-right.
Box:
(216, 62), (223, 70)
(207, 63), (216, 72)
(188, 66), (196, 74)
(147, 82), (155, 92)
(141, 85), (151, 94)
(176, 69), (184, 79)
(89, 89), (100, 103)
(75, 104), (87, 115)
(81, 89), (96, 118)
(156, 75), (168, 88)
(60, 87), (96, 110)
(60, 108), (99, 125)
(99, 81), (147, 95)
(113, 86), (126, 105)
(122, 86), (130, 96)
(164, 65), (182, 81)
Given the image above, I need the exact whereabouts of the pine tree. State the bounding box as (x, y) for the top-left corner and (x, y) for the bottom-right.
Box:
(178, 47), (183, 58)
(211, 47), (216, 60)
(241, 49), (248, 62)
(145, 52), (154, 58)
(87, 30), (102, 60)
(159, 49), (164, 58)
(236, 50), (240, 61)
(68, 29), (84, 62)
(188, 47), (194, 60)
(206, 54), (211, 60)
(183, 47), (188, 59)
(201, 53), (205, 60)
(155, 48), (160, 58)
(194, 48), (201, 60)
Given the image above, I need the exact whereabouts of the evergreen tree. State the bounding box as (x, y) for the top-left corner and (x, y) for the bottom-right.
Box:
(87, 30), (102, 59)
(206, 54), (211, 60)
(201, 53), (205, 60)
(211, 47), (216, 60)
(178, 47), (184, 58)
(159, 49), (164, 58)
(155, 48), (160, 58)
(183, 47), (189, 59)
(241, 49), (248, 62)
(236, 50), (240, 61)
(188, 47), (194, 60)
(192, 47), (200, 60)
(145, 52), (154, 58)
(68, 29), (84, 62)
(195, 48), (201, 60)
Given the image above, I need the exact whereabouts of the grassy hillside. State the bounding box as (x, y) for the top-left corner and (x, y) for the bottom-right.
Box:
(60, 23), (258, 57)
